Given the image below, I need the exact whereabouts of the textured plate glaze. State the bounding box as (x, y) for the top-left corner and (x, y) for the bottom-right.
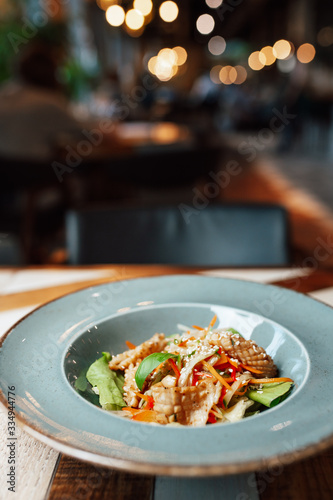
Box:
(0, 275), (332, 476)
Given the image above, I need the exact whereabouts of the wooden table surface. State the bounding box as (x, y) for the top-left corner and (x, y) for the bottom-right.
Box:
(1, 264), (333, 500)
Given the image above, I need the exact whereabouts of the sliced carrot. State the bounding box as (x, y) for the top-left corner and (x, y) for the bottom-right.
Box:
(208, 315), (217, 329)
(179, 336), (196, 347)
(214, 351), (229, 366)
(202, 361), (232, 390)
(169, 358), (181, 379)
(235, 386), (248, 396)
(192, 325), (204, 330)
(125, 340), (136, 350)
(240, 363), (263, 374)
(122, 407), (142, 415)
(249, 377), (293, 384)
(209, 409), (223, 419)
(131, 410), (158, 422)
(226, 356), (239, 369)
(136, 393), (154, 409)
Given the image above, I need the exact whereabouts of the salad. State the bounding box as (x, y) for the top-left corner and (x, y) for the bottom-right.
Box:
(82, 316), (293, 426)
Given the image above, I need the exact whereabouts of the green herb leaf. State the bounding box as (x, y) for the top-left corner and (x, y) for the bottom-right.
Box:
(135, 353), (178, 391)
(247, 382), (293, 408)
(86, 352), (126, 410)
(227, 328), (244, 338)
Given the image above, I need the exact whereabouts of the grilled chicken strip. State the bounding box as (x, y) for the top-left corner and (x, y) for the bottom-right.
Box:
(109, 333), (167, 371)
(151, 379), (222, 426)
(208, 330), (277, 378)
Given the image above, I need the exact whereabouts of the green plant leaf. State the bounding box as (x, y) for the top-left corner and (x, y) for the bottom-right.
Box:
(86, 352), (126, 410)
(135, 352), (178, 391)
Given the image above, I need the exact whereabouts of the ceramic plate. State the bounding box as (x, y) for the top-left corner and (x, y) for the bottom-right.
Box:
(0, 275), (332, 476)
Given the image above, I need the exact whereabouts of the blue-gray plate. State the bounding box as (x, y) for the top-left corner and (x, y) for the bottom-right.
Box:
(0, 275), (332, 476)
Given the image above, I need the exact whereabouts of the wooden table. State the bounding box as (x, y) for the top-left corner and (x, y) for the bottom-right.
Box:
(1, 265), (333, 500)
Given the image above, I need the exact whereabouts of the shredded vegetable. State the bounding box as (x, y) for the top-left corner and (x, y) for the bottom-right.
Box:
(85, 319), (294, 426)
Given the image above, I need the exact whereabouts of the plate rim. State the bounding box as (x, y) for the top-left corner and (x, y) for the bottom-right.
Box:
(1, 273), (333, 476)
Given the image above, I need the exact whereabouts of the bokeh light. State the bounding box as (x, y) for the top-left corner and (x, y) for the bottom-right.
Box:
(296, 43), (316, 63)
(277, 55), (297, 73)
(219, 65), (237, 85)
(158, 48), (177, 66)
(147, 47), (183, 82)
(317, 26), (333, 47)
(148, 56), (158, 74)
(248, 51), (266, 70)
(173, 46), (187, 65)
(151, 123), (182, 144)
(210, 65), (223, 84)
(260, 46), (276, 66)
(133, 0), (153, 16)
(208, 36), (226, 55)
(97, 0), (118, 11)
(205, 0), (223, 8)
(234, 65), (247, 84)
(125, 9), (144, 30)
(105, 5), (125, 27)
(273, 39), (292, 60)
(196, 14), (215, 35)
(159, 1), (179, 23)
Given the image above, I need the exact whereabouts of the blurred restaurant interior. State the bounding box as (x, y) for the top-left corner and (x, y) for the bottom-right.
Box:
(1, 0), (333, 266)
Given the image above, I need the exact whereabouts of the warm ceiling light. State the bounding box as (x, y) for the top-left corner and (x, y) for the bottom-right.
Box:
(260, 46), (276, 66)
(158, 48), (177, 66)
(125, 9), (144, 30)
(219, 65), (237, 85)
(248, 51), (266, 70)
(317, 26), (333, 47)
(234, 65), (247, 84)
(133, 0), (153, 16)
(273, 39), (291, 60)
(210, 65), (223, 84)
(296, 43), (316, 63)
(105, 5), (125, 26)
(196, 14), (215, 35)
(173, 46), (187, 65)
(155, 59), (175, 81)
(148, 56), (158, 74)
(159, 1), (179, 23)
(206, 0), (223, 7)
(208, 35), (226, 55)
(97, 0), (118, 11)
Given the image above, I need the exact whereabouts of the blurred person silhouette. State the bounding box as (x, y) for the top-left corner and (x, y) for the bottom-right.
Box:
(0, 42), (87, 163)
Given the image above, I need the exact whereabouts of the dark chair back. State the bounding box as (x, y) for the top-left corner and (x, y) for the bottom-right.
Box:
(66, 204), (290, 266)
(0, 233), (23, 266)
